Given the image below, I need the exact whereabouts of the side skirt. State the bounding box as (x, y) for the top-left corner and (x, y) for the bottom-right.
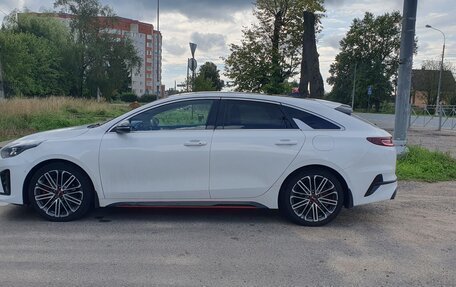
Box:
(107, 201), (269, 209)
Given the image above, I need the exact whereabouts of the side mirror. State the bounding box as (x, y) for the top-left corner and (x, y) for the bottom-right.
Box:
(114, 120), (131, 133)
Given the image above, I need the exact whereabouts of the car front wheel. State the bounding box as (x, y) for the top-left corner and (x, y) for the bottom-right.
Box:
(28, 162), (94, 222)
(279, 169), (344, 226)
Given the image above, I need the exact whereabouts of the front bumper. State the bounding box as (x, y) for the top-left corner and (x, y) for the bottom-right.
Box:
(0, 169), (11, 195)
(0, 157), (30, 205)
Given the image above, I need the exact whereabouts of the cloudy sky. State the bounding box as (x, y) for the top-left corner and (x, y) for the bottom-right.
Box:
(1, 0), (455, 92)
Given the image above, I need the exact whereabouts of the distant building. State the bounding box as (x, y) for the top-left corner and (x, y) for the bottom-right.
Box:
(29, 13), (162, 97)
(101, 16), (162, 97)
(411, 68), (455, 107)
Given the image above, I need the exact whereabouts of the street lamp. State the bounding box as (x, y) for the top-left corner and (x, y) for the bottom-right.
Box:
(425, 24), (446, 131)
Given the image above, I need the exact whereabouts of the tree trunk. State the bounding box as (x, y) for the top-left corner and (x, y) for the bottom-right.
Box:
(299, 11), (324, 98)
(270, 10), (283, 94)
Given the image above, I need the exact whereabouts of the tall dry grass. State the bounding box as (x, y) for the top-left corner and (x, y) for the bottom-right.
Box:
(0, 97), (129, 141)
(0, 97), (116, 117)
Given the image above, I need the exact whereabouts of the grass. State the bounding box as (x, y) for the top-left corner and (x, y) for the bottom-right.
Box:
(0, 97), (129, 141)
(397, 146), (456, 182)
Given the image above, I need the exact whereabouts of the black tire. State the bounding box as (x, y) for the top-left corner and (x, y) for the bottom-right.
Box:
(28, 162), (94, 222)
(279, 168), (344, 226)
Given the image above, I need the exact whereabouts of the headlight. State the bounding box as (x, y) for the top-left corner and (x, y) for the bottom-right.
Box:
(1, 141), (42, 158)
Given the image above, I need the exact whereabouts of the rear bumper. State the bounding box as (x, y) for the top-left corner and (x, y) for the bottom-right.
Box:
(364, 174), (397, 197)
(354, 178), (397, 206)
(390, 188), (397, 200)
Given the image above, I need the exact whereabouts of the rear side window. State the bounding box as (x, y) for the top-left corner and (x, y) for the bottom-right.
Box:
(284, 106), (340, 130)
(220, 100), (291, 129)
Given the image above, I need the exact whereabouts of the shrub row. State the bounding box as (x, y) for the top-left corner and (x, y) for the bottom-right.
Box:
(114, 92), (157, 103)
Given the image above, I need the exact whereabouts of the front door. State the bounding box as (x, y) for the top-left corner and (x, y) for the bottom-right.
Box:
(99, 99), (218, 200)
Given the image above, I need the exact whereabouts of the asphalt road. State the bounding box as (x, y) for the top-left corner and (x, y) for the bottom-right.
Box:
(357, 112), (456, 130)
(0, 181), (454, 287)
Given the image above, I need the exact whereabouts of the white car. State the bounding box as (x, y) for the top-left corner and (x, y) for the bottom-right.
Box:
(0, 93), (397, 226)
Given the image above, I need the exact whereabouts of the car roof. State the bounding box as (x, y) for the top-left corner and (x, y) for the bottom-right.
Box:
(105, 92), (370, 133)
(164, 92), (337, 111)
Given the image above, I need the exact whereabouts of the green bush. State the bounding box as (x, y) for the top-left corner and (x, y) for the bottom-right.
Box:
(120, 92), (138, 103)
(138, 94), (157, 103)
(397, 146), (456, 182)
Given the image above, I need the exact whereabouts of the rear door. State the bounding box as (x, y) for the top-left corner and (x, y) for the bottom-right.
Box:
(209, 99), (305, 199)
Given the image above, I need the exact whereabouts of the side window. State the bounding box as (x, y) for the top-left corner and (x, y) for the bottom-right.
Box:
(284, 106), (341, 130)
(129, 100), (214, 131)
(221, 100), (290, 129)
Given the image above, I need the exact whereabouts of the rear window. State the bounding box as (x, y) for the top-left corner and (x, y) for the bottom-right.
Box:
(221, 100), (290, 129)
(284, 106), (340, 130)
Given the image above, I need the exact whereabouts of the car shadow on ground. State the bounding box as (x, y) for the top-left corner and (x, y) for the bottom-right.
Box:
(0, 203), (392, 227)
(92, 206), (289, 225)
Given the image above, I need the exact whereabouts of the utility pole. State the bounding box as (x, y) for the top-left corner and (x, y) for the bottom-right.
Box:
(425, 24), (445, 131)
(97, 87), (101, 102)
(186, 59), (190, 92)
(394, 0), (418, 155)
(0, 57), (4, 100)
(351, 63), (357, 109)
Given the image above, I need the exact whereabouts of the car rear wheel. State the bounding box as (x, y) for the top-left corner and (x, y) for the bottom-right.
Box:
(279, 169), (344, 226)
(28, 162), (93, 222)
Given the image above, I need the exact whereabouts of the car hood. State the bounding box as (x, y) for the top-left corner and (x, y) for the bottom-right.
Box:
(7, 125), (91, 146)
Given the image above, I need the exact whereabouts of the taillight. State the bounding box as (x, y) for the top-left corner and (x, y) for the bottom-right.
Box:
(367, 137), (394, 147)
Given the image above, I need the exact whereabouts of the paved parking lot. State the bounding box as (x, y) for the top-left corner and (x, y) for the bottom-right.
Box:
(1, 119), (455, 286)
(0, 181), (454, 286)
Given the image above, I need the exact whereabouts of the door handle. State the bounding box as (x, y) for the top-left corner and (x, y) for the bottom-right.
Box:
(275, 139), (298, 146)
(184, 140), (207, 147)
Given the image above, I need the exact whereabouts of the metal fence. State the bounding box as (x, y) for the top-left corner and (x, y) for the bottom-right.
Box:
(409, 105), (456, 130)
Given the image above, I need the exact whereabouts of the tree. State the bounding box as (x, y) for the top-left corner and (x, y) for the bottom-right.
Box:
(54, 0), (140, 99)
(225, 0), (324, 94)
(0, 2), (140, 99)
(193, 62), (224, 92)
(193, 76), (216, 92)
(85, 33), (140, 99)
(0, 13), (73, 96)
(327, 12), (403, 111)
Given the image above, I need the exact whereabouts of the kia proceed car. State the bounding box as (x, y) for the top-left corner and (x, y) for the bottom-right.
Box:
(0, 93), (397, 226)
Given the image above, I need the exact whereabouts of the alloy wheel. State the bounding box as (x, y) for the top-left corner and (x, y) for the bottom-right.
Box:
(289, 175), (339, 222)
(33, 170), (84, 218)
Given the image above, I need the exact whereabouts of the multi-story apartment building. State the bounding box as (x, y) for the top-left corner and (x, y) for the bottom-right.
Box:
(103, 17), (162, 97)
(33, 13), (162, 97)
